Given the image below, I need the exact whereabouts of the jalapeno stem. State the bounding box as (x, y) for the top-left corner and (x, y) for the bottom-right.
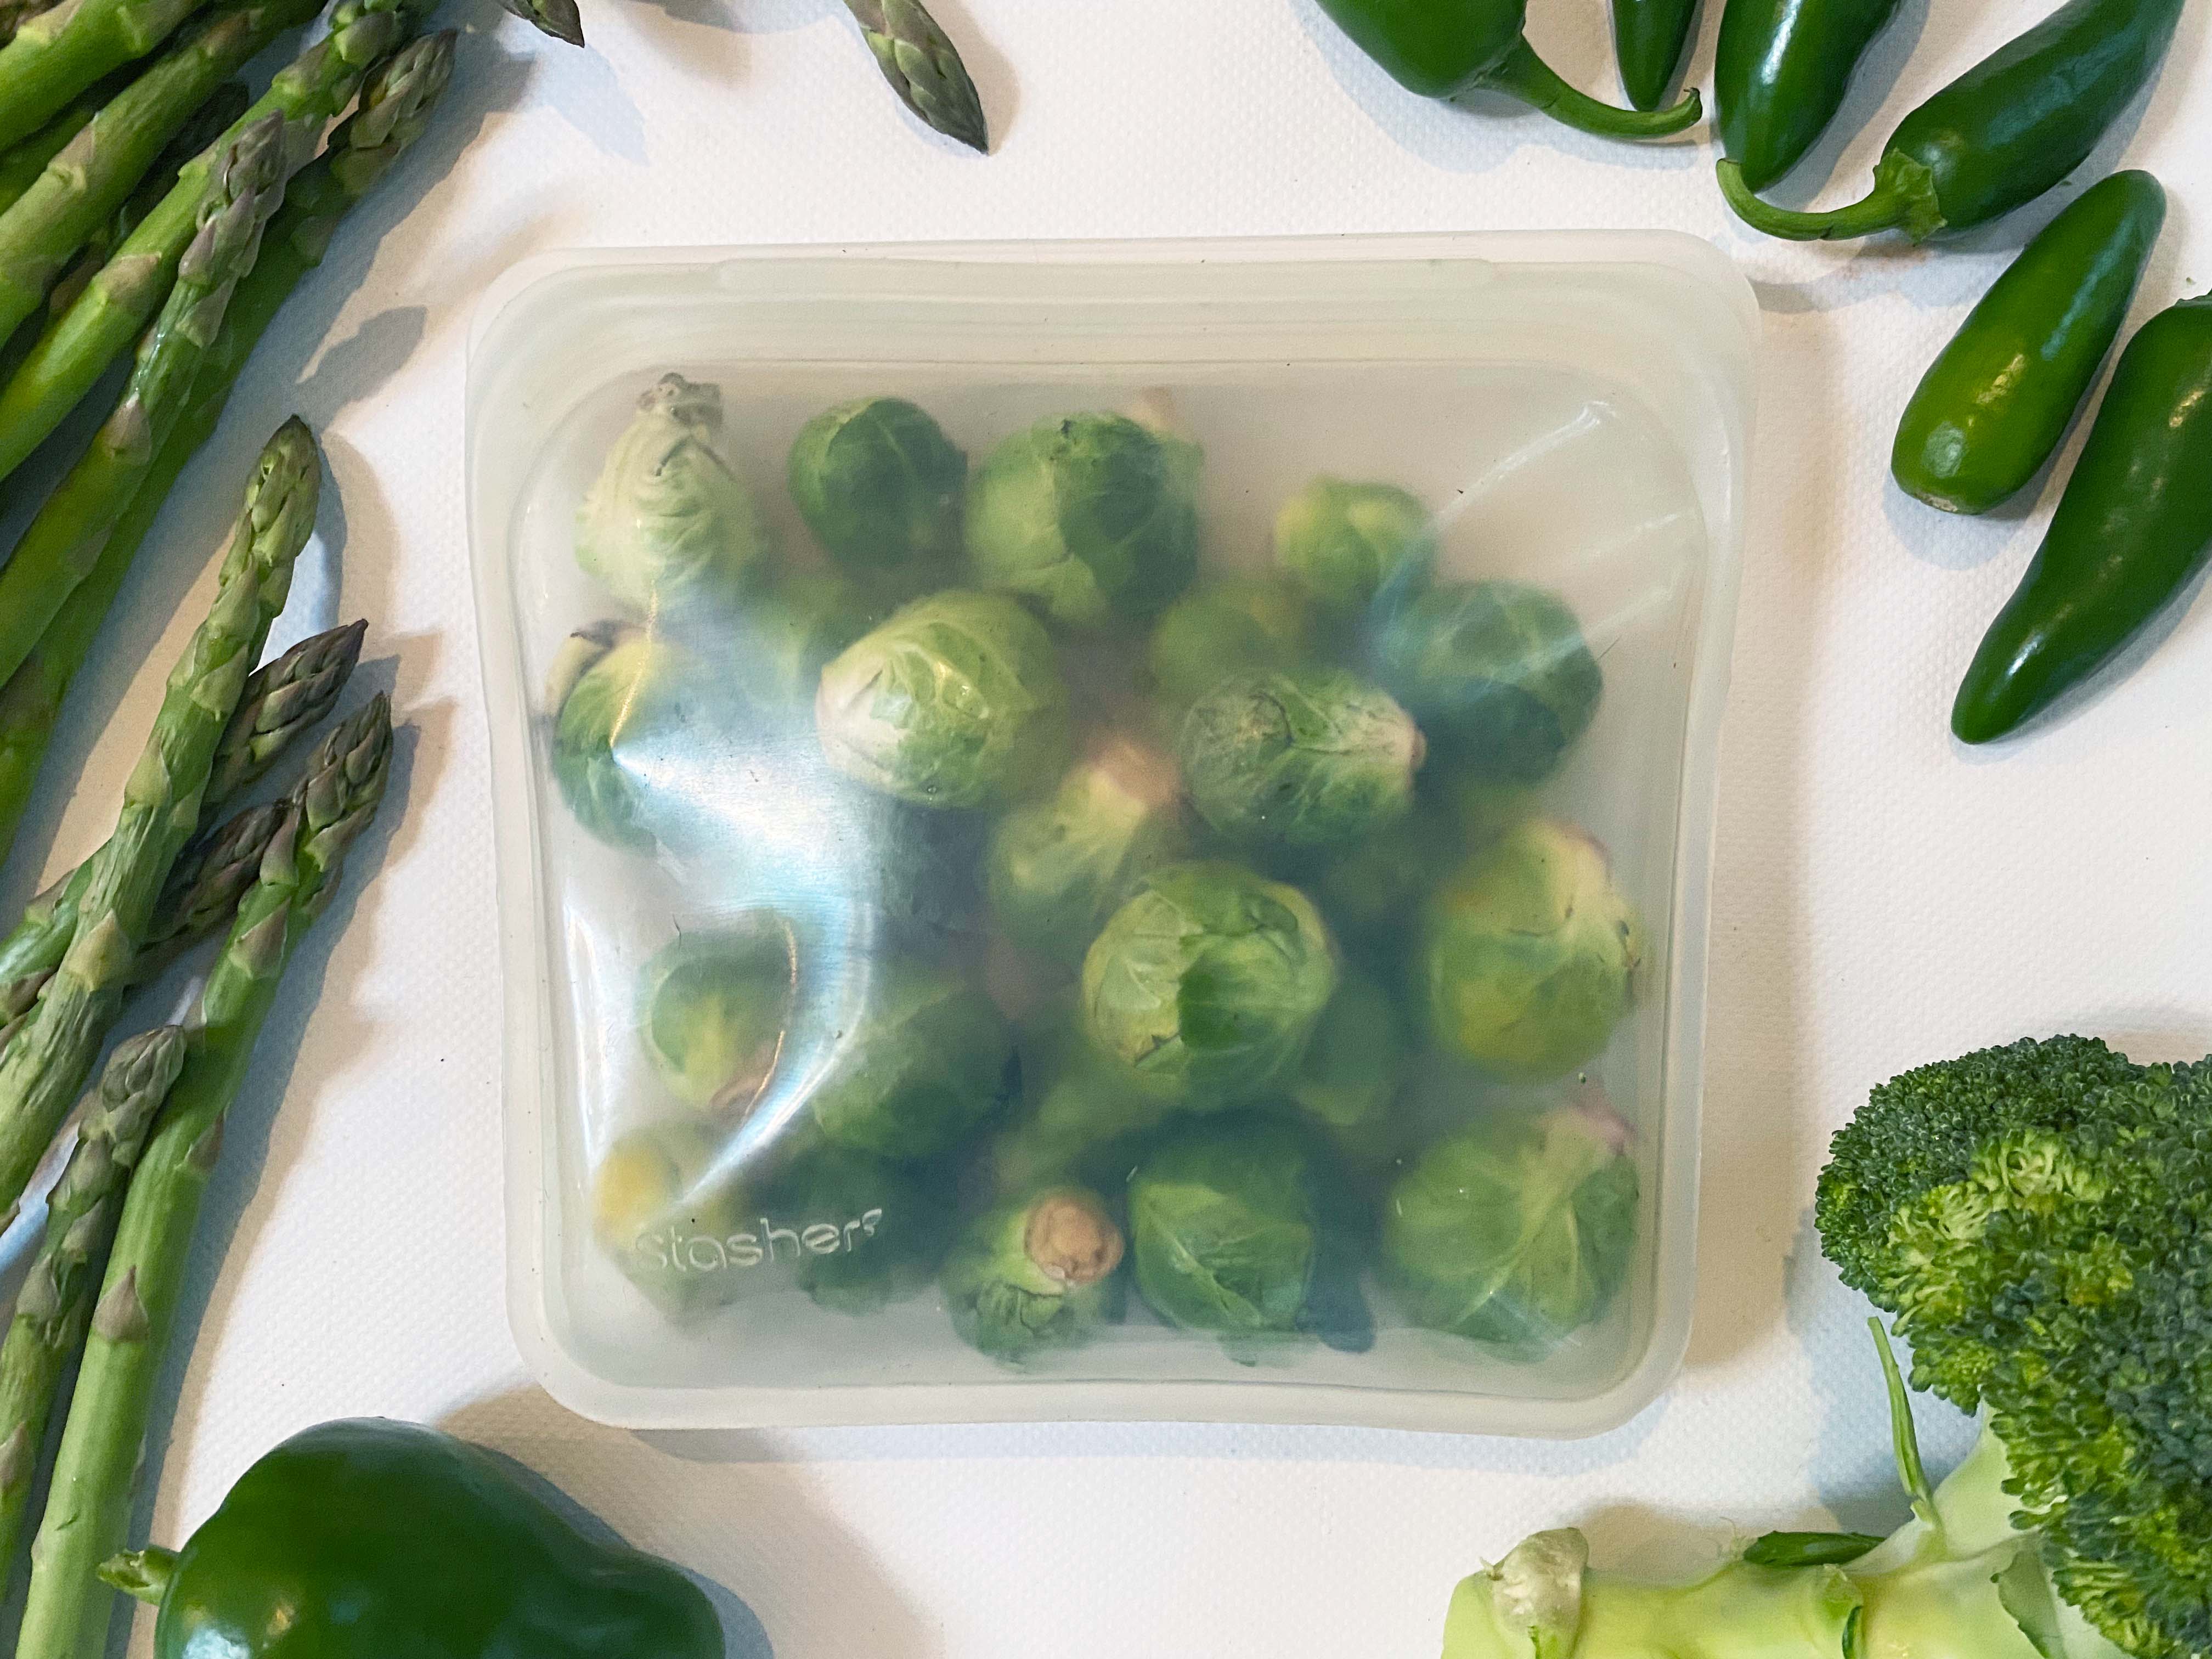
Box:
(1477, 38), (1700, 138)
(1718, 153), (1944, 242)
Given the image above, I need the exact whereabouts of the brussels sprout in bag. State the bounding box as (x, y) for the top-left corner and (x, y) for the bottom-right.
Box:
(809, 957), (1017, 1163)
(787, 396), (967, 589)
(728, 571), (881, 714)
(635, 919), (799, 1114)
(965, 411), (1201, 629)
(1178, 668), (1424, 851)
(575, 374), (772, 616)
(1144, 577), (1316, 713)
(943, 1185), (1126, 1362)
(1080, 861), (1339, 1109)
(777, 1147), (953, 1314)
(590, 1120), (751, 1319)
(1284, 968), (1410, 1167)
(815, 589), (1071, 809)
(986, 1015), (1170, 1195)
(1382, 1100), (1638, 1357)
(1273, 476), (1435, 613)
(549, 624), (730, 854)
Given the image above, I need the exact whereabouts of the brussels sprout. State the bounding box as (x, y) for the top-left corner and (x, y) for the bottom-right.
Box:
(1372, 579), (1601, 782)
(988, 1017), (1170, 1194)
(1310, 802), (1458, 947)
(772, 1147), (952, 1314)
(636, 919), (798, 1113)
(590, 1120), (748, 1319)
(1421, 818), (1644, 1080)
(943, 1185), (1125, 1362)
(965, 411), (1201, 629)
(984, 738), (1188, 963)
(729, 571), (880, 714)
(549, 624), (722, 853)
(810, 957), (1017, 1162)
(575, 374), (771, 615)
(1285, 969), (1408, 1164)
(1128, 1115), (1372, 1353)
(787, 396), (966, 586)
(1144, 578), (1314, 712)
(1178, 669), (1424, 851)
(1381, 1101), (1639, 1356)
(1273, 477), (1433, 612)
(1081, 862), (1339, 1108)
(815, 589), (1071, 810)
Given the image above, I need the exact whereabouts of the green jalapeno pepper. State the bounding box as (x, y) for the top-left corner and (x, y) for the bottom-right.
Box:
(1612, 0), (1697, 113)
(1316, 0), (1702, 139)
(1713, 0), (1905, 191)
(100, 1418), (725, 1658)
(1895, 171), (2166, 514)
(1717, 0), (2184, 241)
(1951, 289), (2212, 743)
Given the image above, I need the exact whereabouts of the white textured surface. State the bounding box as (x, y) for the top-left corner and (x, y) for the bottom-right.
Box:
(0, 2), (2208, 1655)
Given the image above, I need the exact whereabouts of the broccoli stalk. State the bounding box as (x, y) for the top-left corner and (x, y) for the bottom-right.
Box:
(1443, 1327), (2126, 1659)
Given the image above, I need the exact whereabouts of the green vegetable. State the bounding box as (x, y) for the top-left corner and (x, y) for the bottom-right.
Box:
(840, 0), (988, 153)
(1080, 861), (1338, 1109)
(809, 956), (1014, 1162)
(1421, 818), (1643, 1080)
(1272, 477), (1431, 614)
(1714, 0), (1905, 191)
(589, 1119), (749, 1318)
(787, 395), (966, 586)
(1310, 799), (1459, 949)
(1894, 171), (2166, 514)
(0, 0), (213, 153)
(0, 0), (433, 492)
(0, 0), (311, 351)
(1178, 668), (1423, 851)
(548, 623), (720, 853)
(1610, 0), (1696, 112)
(0, 1026), (184, 1565)
(1444, 1032), (2212, 1659)
(984, 736), (1187, 962)
(0, 75), (129, 219)
(1951, 288), (2212, 743)
(1129, 1114), (1371, 1353)
(0, 111), (294, 697)
(1144, 576), (1314, 713)
(498, 0), (581, 45)
(0, 415), (314, 1229)
(943, 1184), (1125, 1361)
(778, 1146), (950, 1314)
(1717, 0), (2185, 242)
(575, 372), (769, 615)
(99, 1418), (721, 1659)
(728, 569), (877, 712)
(1382, 1101), (1638, 1356)
(986, 1020), (1168, 1195)
(966, 411), (1201, 630)
(1312, 0), (1701, 138)
(1373, 579), (1600, 782)
(635, 918), (798, 1113)
(1284, 968), (1407, 1164)
(16, 694), (390, 1659)
(815, 588), (1070, 810)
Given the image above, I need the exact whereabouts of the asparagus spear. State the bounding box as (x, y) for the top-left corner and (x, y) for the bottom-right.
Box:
(0, 1024), (183, 1565)
(843, 0), (988, 152)
(0, 410), (315, 1226)
(0, 36), (440, 871)
(14, 693), (389, 1659)
(0, 115), (299, 697)
(0, 0), (314, 347)
(0, 0), (431, 488)
(0, 0), (219, 153)
(0, 71), (129, 218)
(499, 0), (580, 46)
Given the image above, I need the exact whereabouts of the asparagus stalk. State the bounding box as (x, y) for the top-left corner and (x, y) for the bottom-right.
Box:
(14, 692), (390, 1659)
(499, 0), (580, 46)
(0, 0), (432, 488)
(0, 0), (219, 153)
(0, 115), (299, 697)
(0, 37), (438, 871)
(0, 618), (361, 1033)
(0, 1025), (183, 1566)
(0, 410), (316, 1227)
(0, 71), (129, 218)
(842, 0), (988, 152)
(0, 0), (314, 347)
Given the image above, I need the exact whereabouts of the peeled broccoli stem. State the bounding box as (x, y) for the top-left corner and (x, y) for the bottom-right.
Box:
(1442, 1327), (2126, 1659)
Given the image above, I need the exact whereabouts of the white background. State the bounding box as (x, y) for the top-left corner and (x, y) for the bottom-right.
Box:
(3, 1), (2209, 1655)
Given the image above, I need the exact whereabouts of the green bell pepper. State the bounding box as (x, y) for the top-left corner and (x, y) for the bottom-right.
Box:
(100, 1418), (724, 1658)
(1717, 0), (2184, 241)
(1893, 171), (2165, 515)
(1951, 289), (2212, 743)
(1713, 0), (1904, 191)
(1316, 0), (1702, 140)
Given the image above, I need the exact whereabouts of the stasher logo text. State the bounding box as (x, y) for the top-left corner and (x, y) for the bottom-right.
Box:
(634, 1207), (885, 1277)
